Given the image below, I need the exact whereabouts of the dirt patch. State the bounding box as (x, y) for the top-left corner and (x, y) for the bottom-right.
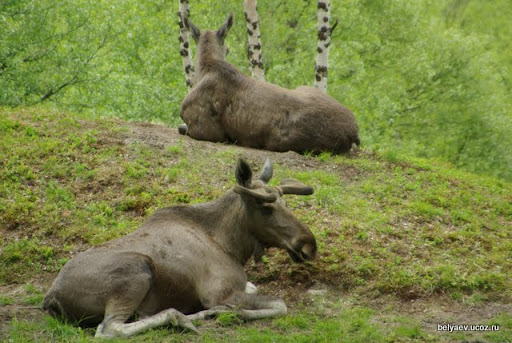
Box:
(125, 121), (326, 170)
(369, 296), (512, 342)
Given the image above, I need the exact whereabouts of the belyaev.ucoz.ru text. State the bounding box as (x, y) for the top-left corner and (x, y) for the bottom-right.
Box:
(437, 324), (500, 332)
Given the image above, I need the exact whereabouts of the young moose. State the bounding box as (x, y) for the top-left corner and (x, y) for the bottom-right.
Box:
(43, 158), (317, 338)
(179, 14), (360, 154)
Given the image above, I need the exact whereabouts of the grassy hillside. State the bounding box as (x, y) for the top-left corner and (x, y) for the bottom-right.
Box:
(2, 0), (512, 180)
(1, 107), (511, 342)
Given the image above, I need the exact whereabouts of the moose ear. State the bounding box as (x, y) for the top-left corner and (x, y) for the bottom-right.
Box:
(236, 158), (252, 187)
(217, 12), (233, 41)
(277, 179), (314, 196)
(259, 158), (273, 184)
(233, 185), (277, 203)
(184, 16), (201, 42)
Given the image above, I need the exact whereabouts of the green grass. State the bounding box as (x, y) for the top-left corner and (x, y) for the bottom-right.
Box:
(1, 107), (511, 342)
(5, 301), (511, 342)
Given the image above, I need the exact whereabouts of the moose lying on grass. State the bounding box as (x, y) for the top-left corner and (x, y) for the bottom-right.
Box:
(179, 14), (360, 154)
(43, 158), (317, 338)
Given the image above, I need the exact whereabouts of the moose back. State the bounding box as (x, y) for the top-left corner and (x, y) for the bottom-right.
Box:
(180, 14), (360, 155)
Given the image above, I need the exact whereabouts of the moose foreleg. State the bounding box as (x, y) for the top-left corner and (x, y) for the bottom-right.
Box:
(226, 292), (287, 320)
(187, 291), (285, 323)
(95, 308), (199, 338)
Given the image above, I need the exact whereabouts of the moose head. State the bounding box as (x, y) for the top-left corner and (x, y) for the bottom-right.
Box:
(233, 158), (317, 263)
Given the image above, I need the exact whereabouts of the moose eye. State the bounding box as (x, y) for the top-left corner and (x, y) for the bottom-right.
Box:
(261, 205), (273, 216)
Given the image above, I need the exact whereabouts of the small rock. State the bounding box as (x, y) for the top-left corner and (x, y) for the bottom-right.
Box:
(307, 289), (328, 296)
(307, 281), (329, 296)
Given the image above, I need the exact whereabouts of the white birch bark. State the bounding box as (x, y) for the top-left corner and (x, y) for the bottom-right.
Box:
(178, 0), (194, 89)
(243, 0), (265, 81)
(314, 0), (333, 93)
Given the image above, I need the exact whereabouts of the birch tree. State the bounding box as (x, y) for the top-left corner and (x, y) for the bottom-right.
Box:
(314, 0), (337, 93)
(243, 0), (265, 80)
(178, 0), (194, 89)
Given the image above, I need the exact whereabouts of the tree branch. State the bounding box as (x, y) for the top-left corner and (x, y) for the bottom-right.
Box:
(40, 76), (78, 101)
(39, 27), (110, 102)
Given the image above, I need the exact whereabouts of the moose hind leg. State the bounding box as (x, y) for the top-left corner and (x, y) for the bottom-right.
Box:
(94, 254), (198, 338)
(92, 255), (154, 338)
(94, 274), (199, 338)
(96, 308), (198, 338)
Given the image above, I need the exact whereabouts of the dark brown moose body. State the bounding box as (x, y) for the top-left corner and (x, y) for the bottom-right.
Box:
(42, 158), (317, 338)
(180, 14), (360, 154)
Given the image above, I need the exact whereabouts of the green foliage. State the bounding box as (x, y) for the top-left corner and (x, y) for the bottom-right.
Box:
(0, 0), (184, 124)
(485, 312), (512, 343)
(0, 1), (112, 106)
(216, 312), (243, 327)
(8, 316), (91, 342)
(1, 237), (56, 276)
(0, 295), (13, 305)
(1, 0), (511, 180)
(22, 283), (45, 305)
(334, 0), (512, 181)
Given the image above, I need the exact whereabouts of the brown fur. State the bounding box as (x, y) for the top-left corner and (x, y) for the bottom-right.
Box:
(181, 14), (360, 154)
(42, 158), (316, 338)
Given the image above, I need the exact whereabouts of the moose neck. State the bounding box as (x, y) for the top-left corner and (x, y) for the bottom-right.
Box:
(192, 191), (255, 265)
(196, 32), (225, 73)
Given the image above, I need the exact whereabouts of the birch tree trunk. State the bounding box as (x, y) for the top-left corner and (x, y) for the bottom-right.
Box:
(178, 0), (194, 89)
(314, 0), (334, 93)
(243, 0), (265, 81)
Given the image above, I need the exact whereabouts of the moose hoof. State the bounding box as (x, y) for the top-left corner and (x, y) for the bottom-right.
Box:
(178, 124), (188, 135)
(176, 314), (199, 334)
